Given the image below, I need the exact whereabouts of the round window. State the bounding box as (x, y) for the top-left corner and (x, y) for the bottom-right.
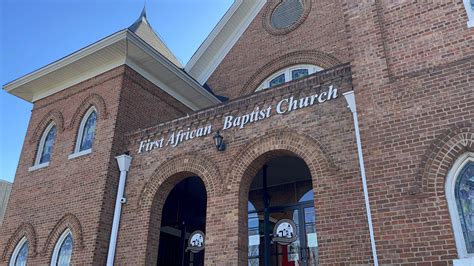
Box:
(263, 0), (311, 35)
(271, 0), (304, 29)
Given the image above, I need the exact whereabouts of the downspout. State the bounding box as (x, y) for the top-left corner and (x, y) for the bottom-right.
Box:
(107, 153), (132, 266)
(343, 91), (379, 266)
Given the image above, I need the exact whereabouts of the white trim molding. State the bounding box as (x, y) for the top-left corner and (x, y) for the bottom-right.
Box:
(446, 152), (474, 260)
(3, 28), (221, 110)
(454, 258), (474, 265)
(28, 162), (50, 172)
(463, 0), (474, 28)
(125, 31), (221, 109)
(10, 237), (28, 266)
(185, 0), (267, 84)
(51, 229), (73, 266)
(68, 149), (92, 160)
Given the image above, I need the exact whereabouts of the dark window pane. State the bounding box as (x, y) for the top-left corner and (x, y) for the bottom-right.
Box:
(80, 111), (97, 151)
(57, 233), (73, 266)
(455, 162), (474, 253)
(39, 125), (56, 164)
(291, 69), (309, 80)
(14, 241), (28, 266)
(269, 74), (285, 88)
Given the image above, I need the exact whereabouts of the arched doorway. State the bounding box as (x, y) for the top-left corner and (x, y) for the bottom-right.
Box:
(157, 176), (207, 266)
(248, 156), (318, 266)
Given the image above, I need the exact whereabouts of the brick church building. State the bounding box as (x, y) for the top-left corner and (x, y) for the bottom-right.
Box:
(1, 0), (473, 265)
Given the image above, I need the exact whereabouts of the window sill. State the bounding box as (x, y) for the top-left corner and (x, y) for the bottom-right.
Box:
(468, 20), (474, 28)
(454, 258), (474, 266)
(68, 149), (92, 160)
(28, 162), (49, 172)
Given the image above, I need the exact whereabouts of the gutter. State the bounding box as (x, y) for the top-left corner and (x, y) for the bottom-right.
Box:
(343, 91), (379, 266)
(106, 153), (132, 266)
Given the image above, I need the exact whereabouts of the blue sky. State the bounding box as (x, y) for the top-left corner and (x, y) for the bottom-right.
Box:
(0, 0), (233, 183)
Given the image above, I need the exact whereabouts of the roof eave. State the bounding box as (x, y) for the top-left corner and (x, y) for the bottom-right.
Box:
(3, 30), (221, 110)
(185, 0), (266, 84)
(3, 30), (128, 95)
(126, 31), (222, 109)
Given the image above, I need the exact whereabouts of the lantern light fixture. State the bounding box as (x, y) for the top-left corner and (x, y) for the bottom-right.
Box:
(213, 131), (225, 151)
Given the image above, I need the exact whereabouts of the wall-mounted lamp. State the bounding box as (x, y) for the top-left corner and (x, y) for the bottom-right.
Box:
(213, 131), (226, 151)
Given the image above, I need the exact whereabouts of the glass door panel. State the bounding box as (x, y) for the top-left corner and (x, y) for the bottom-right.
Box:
(248, 205), (318, 266)
(248, 211), (262, 265)
(304, 207), (318, 266)
(269, 209), (301, 265)
(247, 156), (317, 266)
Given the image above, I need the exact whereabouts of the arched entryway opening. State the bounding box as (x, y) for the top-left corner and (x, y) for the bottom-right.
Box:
(247, 155), (318, 266)
(136, 154), (220, 265)
(156, 176), (207, 266)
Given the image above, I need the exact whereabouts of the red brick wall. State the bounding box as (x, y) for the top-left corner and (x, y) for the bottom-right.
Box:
(113, 66), (375, 265)
(0, 66), (125, 265)
(206, 0), (351, 99)
(379, 0), (473, 79)
(0, 66), (191, 265)
(1, 0), (473, 265)
(89, 66), (191, 263)
(344, 0), (474, 264)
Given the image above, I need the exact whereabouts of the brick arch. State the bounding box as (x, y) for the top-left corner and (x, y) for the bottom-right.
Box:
(137, 153), (221, 264)
(239, 50), (343, 96)
(412, 124), (474, 196)
(1, 223), (37, 262)
(226, 129), (337, 192)
(68, 93), (108, 130)
(138, 153), (221, 210)
(225, 129), (338, 263)
(29, 109), (64, 144)
(40, 213), (84, 257)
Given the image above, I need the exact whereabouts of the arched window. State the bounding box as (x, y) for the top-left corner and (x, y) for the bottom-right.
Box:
(299, 189), (314, 202)
(74, 107), (97, 154)
(10, 237), (28, 266)
(30, 122), (56, 171)
(51, 229), (73, 266)
(463, 0), (474, 27)
(446, 153), (474, 260)
(256, 64), (323, 92)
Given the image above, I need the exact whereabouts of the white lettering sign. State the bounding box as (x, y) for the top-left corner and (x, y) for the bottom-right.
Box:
(138, 125), (212, 153)
(138, 85), (338, 153)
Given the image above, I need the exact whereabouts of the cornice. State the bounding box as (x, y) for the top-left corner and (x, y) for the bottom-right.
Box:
(3, 30), (220, 110)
